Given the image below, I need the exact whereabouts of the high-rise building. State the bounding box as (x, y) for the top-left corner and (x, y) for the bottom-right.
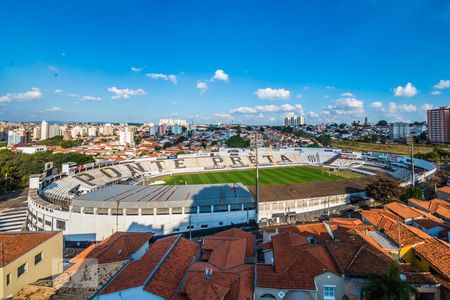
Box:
(149, 123), (157, 136)
(88, 126), (97, 137)
(389, 122), (411, 140)
(40, 121), (49, 140)
(171, 124), (183, 135)
(102, 123), (114, 136)
(427, 107), (450, 144)
(158, 124), (167, 136)
(48, 124), (60, 138)
(284, 115), (304, 127)
(7, 130), (24, 146)
(32, 126), (41, 141)
(119, 127), (134, 146)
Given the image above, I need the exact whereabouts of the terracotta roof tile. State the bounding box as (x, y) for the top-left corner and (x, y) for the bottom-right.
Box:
(437, 186), (450, 194)
(414, 238), (450, 278)
(208, 239), (246, 270)
(385, 202), (423, 220)
(144, 237), (198, 299)
(100, 235), (178, 295)
(212, 228), (255, 257)
(69, 231), (152, 267)
(0, 231), (60, 267)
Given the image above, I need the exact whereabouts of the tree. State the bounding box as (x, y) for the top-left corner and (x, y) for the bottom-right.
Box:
(317, 135), (331, 147)
(163, 142), (173, 149)
(225, 134), (250, 148)
(364, 264), (416, 300)
(366, 178), (402, 203)
(377, 120), (388, 126)
(400, 185), (424, 201)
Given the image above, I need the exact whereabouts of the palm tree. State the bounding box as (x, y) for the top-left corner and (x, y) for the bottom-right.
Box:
(0, 166), (14, 191)
(364, 264), (417, 300)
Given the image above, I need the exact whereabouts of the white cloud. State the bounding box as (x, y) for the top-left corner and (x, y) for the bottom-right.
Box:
(45, 106), (63, 112)
(385, 102), (416, 114)
(326, 85), (335, 89)
(393, 82), (417, 97)
(370, 101), (384, 109)
(196, 82), (208, 94)
(211, 113), (233, 120)
(82, 95), (102, 101)
(340, 92), (354, 97)
(230, 103), (303, 115)
(296, 94), (303, 99)
(254, 88), (291, 100)
(433, 80), (450, 90)
(431, 90), (442, 95)
(131, 66), (142, 72)
(54, 89), (63, 93)
(211, 69), (229, 82)
(0, 87), (43, 103)
(146, 73), (177, 84)
(107, 86), (146, 99)
(66, 93), (79, 98)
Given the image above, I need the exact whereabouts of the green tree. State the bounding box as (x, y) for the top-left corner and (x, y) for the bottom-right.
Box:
(163, 142), (173, 149)
(317, 135), (331, 147)
(400, 185), (424, 201)
(225, 134), (250, 148)
(366, 178), (402, 203)
(364, 264), (417, 300)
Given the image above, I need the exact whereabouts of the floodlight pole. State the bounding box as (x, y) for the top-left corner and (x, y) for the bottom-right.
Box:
(255, 131), (260, 224)
(410, 136), (415, 187)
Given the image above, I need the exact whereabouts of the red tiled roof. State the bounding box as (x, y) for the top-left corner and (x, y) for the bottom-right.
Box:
(208, 239), (246, 270)
(100, 235), (178, 295)
(143, 237), (199, 299)
(0, 231), (61, 267)
(212, 228), (255, 257)
(385, 202), (423, 220)
(180, 262), (254, 300)
(413, 218), (446, 230)
(70, 231), (152, 266)
(414, 238), (450, 278)
(257, 244), (338, 290)
(437, 186), (450, 194)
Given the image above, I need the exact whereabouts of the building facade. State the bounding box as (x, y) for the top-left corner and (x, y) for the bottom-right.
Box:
(427, 107), (450, 144)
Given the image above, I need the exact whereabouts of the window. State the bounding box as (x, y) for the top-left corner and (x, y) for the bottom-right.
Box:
(219, 221), (223, 225)
(17, 263), (27, 277)
(201, 224), (208, 228)
(35, 252), (43, 265)
(6, 273), (10, 285)
(324, 286), (336, 300)
(56, 220), (66, 230)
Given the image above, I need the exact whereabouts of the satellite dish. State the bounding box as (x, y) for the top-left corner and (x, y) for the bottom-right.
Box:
(400, 273), (407, 282)
(278, 291), (285, 298)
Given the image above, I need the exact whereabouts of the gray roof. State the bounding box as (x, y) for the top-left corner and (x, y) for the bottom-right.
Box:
(72, 183), (254, 209)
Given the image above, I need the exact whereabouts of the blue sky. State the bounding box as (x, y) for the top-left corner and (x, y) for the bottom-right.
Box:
(1, 0), (450, 124)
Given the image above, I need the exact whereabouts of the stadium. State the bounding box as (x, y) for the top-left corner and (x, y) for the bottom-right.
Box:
(26, 147), (437, 242)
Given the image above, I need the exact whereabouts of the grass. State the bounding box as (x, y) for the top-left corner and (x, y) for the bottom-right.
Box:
(331, 140), (444, 156)
(160, 166), (359, 186)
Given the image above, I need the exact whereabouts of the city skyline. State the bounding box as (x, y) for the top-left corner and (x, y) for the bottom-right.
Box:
(1, 0), (450, 124)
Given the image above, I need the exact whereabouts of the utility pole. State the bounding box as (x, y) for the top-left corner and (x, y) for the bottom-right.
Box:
(409, 136), (415, 186)
(255, 131), (260, 224)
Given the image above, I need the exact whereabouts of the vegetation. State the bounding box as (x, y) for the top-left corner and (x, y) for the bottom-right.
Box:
(36, 136), (83, 148)
(317, 135), (332, 147)
(400, 185), (424, 201)
(0, 150), (94, 192)
(415, 147), (450, 161)
(332, 140), (443, 156)
(366, 178), (403, 204)
(364, 264), (417, 300)
(225, 134), (250, 148)
(160, 166), (358, 186)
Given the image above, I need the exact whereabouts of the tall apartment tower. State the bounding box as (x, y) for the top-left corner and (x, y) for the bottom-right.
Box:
(40, 121), (49, 140)
(427, 107), (450, 144)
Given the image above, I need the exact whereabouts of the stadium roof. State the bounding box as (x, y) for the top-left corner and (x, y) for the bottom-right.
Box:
(73, 184), (254, 209)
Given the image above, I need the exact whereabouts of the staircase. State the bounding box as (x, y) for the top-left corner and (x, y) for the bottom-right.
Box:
(0, 203), (27, 232)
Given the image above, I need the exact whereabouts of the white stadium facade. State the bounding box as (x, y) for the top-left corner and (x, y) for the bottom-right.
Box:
(26, 148), (437, 242)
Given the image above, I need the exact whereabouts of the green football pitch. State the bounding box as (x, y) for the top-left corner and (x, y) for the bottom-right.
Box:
(160, 166), (358, 186)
